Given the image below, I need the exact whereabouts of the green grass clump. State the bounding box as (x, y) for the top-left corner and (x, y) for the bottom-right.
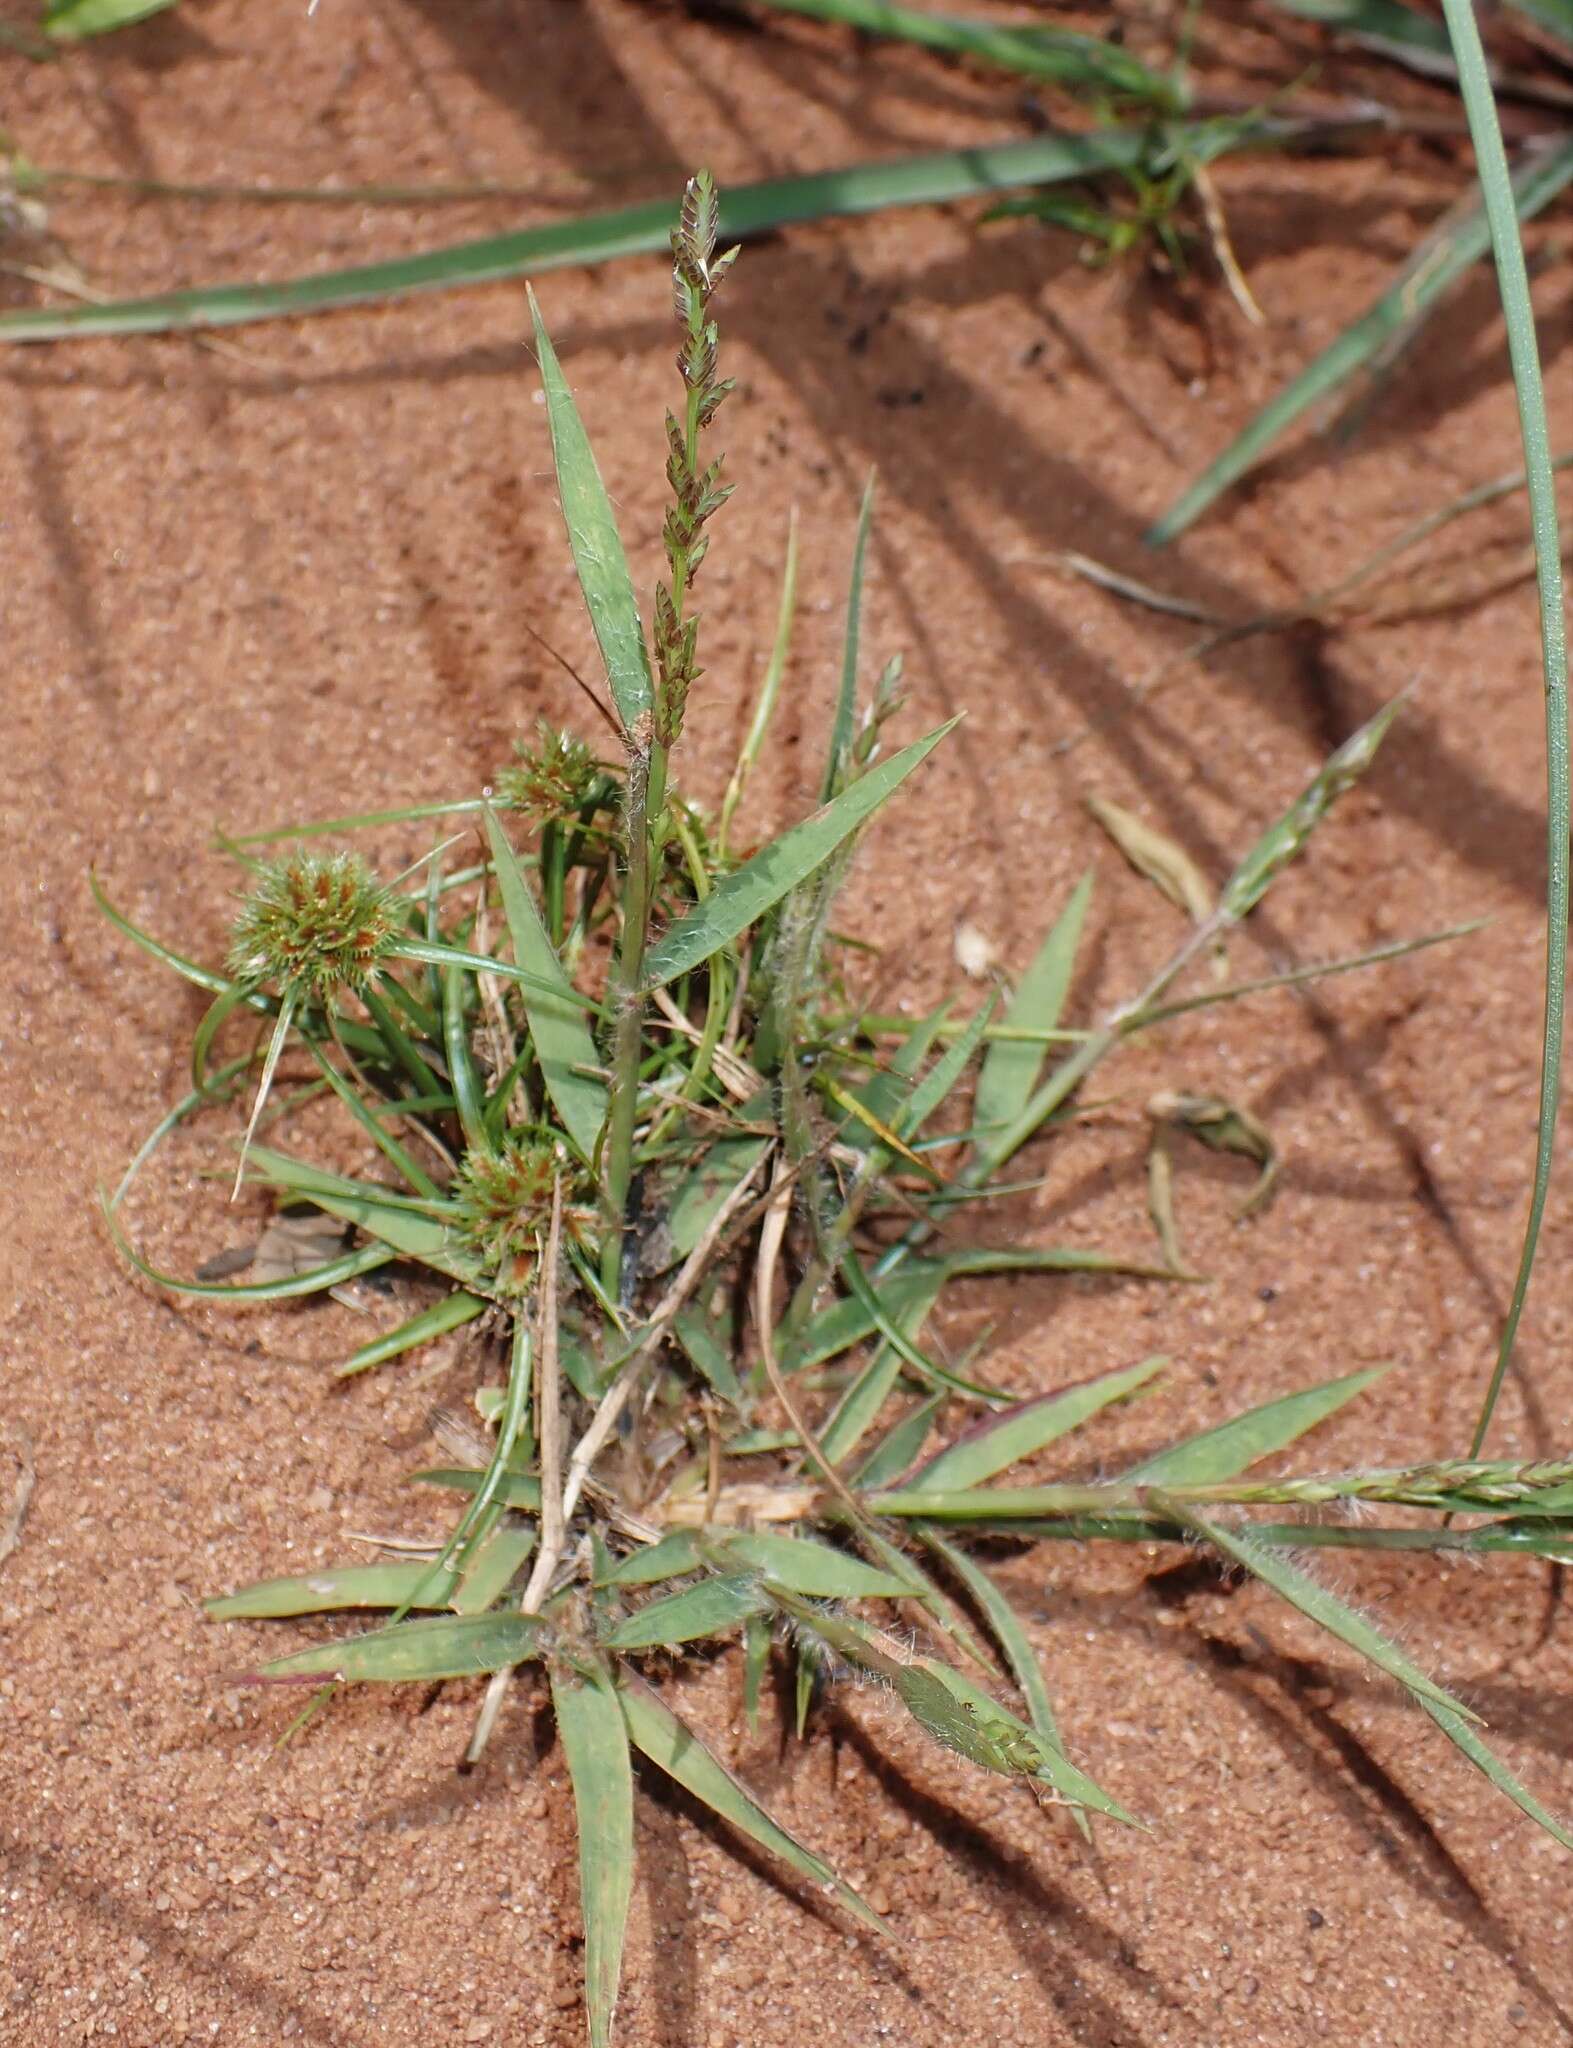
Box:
(104, 173), (1573, 2048)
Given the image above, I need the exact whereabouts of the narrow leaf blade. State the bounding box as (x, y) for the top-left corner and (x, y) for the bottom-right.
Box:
(528, 290), (652, 733)
(642, 721), (958, 988)
(551, 1662), (636, 2048)
(1124, 1367), (1384, 1485)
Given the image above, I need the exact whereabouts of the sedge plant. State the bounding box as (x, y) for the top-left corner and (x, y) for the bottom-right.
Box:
(103, 173), (1573, 2048)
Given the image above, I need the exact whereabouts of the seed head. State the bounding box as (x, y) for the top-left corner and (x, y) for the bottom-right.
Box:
(228, 851), (399, 1003)
(450, 1131), (591, 1294)
(496, 723), (603, 826)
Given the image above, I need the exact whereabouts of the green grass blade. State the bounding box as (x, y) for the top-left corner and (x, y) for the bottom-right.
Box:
(719, 510), (798, 860)
(716, 1531), (910, 1598)
(1437, 0), (1571, 1456)
(0, 135), (1196, 343)
(670, 1301), (744, 1404)
(974, 872), (1092, 1141)
(836, 1253), (1005, 1401)
(615, 1671), (888, 1935)
(1146, 136), (1573, 543)
(914, 1523), (1086, 1835)
(1123, 1367), (1385, 1484)
(1419, 1695), (1573, 1849)
(823, 473), (876, 802)
(483, 804), (607, 1162)
(102, 1190), (394, 1301)
(1268, 0), (1454, 65)
(452, 1521), (536, 1615)
(601, 1573), (770, 1650)
(207, 1561), (463, 1621)
(600, 1531), (702, 1587)
(410, 1469), (543, 1513)
(855, 1394), (944, 1487)
(391, 935), (608, 1015)
(442, 963), (489, 1156)
(550, 1661), (636, 2048)
(304, 1041), (442, 1199)
(336, 1290), (488, 1379)
(1506, 0), (1573, 42)
(1179, 1505), (1476, 1718)
(528, 289), (653, 736)
(257, 1612), (542, 1683)
(914, 1356), (1167, 1492)
(755, 0), (1177, 102)
(1220, 699), (1403, 921)
(43, 0), (175, 36)
(643, 720), (958, 988)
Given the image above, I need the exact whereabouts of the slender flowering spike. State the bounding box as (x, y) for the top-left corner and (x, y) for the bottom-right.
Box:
(652, 170), (737, 750)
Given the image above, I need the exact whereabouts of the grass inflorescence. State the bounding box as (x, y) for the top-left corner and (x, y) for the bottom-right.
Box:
(104, 169), (1573, 2048)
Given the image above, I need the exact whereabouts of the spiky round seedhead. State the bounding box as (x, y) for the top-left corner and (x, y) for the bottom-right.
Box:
(496, 723), (603, 826)
(450, 1131), (590, 1295)
(228, 851), (399, 1002)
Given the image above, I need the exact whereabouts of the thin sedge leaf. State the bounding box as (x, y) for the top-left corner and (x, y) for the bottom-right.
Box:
(0, 134), (1200, 343)
(1268, 0), (1453, 64)
(43, 0), (175, 38)
(107, 1054), (250, 1213)
(410, 1469), (543, 1512)
(1437, 0), (1571, 1458)
(818, 1272), (945, 1464)
(790, 1246), (1165, 1374)
(304, 1041), (441, 1198)
(102, 1191), (394, 1302)
(974, 872), (1092, 1140)
(897, 991), (997, 1139)
(848, 1521), (993, 1669)
(528, 289), (652, 734)
(855, 1394), (944, 1488)
(601, 1573), (770, 1651)
(615, 1671), (888, 1934)
(914, 1356), (1166, 1493)
(258, 1612), (542, 1683)
(207, 1561), (462, 1621)
(753, 0), (1176, 102)
(837, 1253), (1005, 1401)
(643, 721), (958, 988)
(336, 1290), (488, 1379)
(241, 1146), (473, 1273)
(1147, 137), (1573, 542)
(1123, 1367), (1386, 1485)
(1179, 1505), (1477, 1719)
(392, 936), (608, 1015)
(550, 1662), (636, 2048)
(719, 510), (798, 858)
(823, 472), (876, 802)
(483, 804), (607, 1162)
(442, 963), (489, 1155)
(191, 981), (250, 1092)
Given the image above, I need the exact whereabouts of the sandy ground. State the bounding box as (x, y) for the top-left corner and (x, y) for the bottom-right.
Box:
(5, 2), (1573, 2043)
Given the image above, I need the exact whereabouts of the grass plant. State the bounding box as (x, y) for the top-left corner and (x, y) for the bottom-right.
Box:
(104, 164), (1573, 2047)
